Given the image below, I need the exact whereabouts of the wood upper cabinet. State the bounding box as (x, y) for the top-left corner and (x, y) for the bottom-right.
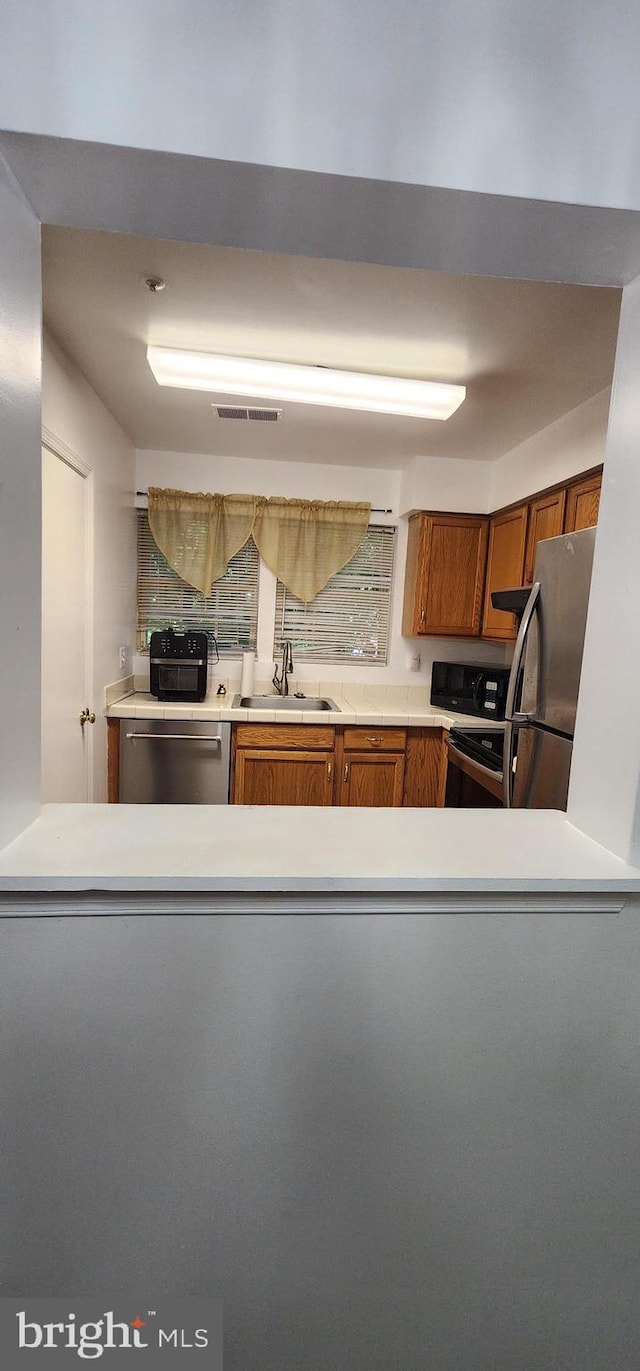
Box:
(564, 470), (602, 532)
(402, 512), (489, 637)
(523, 487), (566, 584)
(233, 749), (334, 805)
(482, 504), (528, 640)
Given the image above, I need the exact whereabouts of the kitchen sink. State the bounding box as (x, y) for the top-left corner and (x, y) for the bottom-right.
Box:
(231, 694), (340, 711)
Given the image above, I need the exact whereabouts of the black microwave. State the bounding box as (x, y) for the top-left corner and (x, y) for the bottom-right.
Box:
(430, 660), (510, 720)
(149, 628), (210, 702)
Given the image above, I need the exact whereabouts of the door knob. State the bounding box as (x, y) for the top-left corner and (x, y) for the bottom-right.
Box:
(79, 707), (96, 726)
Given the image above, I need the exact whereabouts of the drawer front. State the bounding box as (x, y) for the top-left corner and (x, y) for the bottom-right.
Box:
(235, 724), (335, 750)
(342, 726), (406, 752)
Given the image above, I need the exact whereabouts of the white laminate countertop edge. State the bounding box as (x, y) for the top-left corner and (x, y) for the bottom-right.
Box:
(0, 805), (639, 894)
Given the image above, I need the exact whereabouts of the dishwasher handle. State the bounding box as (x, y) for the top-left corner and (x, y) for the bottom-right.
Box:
(125, 732), (222, 747)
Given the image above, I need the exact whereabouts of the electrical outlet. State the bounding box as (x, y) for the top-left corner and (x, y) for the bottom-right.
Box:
(119, 646), (127, 671)
(406, 651), (421, 672)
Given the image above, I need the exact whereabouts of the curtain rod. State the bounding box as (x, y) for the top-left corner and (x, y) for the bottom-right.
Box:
(135, 490), (392, 513)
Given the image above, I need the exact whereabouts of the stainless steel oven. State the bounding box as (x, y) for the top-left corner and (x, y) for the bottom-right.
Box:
(445, 726), (505, 806)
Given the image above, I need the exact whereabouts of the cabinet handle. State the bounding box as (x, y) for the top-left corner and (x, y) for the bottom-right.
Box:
(366, 735), (383, 747)
(343, 762), (349, 783)
(327, 761), (332, 780)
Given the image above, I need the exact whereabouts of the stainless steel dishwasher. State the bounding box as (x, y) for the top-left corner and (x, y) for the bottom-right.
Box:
(119, 719), (232, 803)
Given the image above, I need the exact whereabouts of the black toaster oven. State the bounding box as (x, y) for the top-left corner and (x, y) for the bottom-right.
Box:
(149, 628), (209, 702)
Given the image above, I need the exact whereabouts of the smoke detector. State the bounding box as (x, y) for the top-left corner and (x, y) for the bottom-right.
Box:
(143, 276), (166, 293)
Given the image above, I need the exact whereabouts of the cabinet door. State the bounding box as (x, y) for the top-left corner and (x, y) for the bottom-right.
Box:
(402, 728), (447, 807)
(233, 749), (334, 805)
(482, 504), (528, 640)
(402, 512), (489, 637)
(340, 752), (405, 807)
(564, 471), (602, 532)
(523, 488), (566, 584)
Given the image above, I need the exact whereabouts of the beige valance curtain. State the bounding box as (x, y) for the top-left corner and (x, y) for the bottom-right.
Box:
(253, 497), (370, 602)
(148, 488), (258, 596)
(147, 487), (371, 601)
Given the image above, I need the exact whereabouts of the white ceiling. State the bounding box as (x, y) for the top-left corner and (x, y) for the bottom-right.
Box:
(42, 226), (621, 469)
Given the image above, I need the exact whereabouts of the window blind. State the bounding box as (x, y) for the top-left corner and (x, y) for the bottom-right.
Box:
(274, 525), (396, 665)
(137, 510), (259, 656)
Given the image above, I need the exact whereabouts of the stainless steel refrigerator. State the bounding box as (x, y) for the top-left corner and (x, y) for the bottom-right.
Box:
(504, 525), (596, 809)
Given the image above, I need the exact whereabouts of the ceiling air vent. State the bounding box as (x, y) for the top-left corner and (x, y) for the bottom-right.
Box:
(214, 406), (282, 421)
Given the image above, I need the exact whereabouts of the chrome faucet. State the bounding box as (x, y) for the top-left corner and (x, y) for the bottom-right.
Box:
(273, 640), (294, 696)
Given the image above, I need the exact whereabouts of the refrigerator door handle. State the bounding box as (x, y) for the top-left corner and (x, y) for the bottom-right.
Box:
(502, 721), (515, 808)
(505, 581), (541, 723)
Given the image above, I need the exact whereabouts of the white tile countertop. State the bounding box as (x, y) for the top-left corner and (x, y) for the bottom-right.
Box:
(106, 686), (497, 730)
(0, 804), (639, 894)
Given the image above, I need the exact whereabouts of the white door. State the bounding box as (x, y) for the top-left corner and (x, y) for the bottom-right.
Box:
(41, 445), (92, 801)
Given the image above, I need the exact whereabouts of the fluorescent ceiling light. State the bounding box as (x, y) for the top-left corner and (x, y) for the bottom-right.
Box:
(146, 346), (465, 420)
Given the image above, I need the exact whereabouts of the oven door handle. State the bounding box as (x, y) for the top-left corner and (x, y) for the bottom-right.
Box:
(447, 736), (503, 784)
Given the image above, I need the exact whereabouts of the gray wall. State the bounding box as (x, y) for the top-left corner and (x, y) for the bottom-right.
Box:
(570, 275), (640, 860)
(2, 0), (640, 212)
(2, 910), (639, 1369)
(0, 156), (41, 847)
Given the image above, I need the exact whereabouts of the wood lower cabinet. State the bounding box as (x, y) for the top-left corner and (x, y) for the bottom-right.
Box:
(234, 748), (334, 805)
(339, 751), (405, 806)
(482, 504), (528, 640)
(564, 470), (602, 532)
(402, 511), (489, 637)
(232, 723), (335, 805)
(107, 717), (120, 803)
(523, 487), (566, 584)
(403, 727), (448, 807)
(232, 722), (446, 808)
(337, 725), (407, 807)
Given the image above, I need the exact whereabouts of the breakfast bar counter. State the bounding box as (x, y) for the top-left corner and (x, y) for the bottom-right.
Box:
(0, 803), (639, 903)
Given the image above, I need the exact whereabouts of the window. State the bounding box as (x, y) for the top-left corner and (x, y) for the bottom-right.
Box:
(137, 510), (259, 656)
(274, 524), (396, 665)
